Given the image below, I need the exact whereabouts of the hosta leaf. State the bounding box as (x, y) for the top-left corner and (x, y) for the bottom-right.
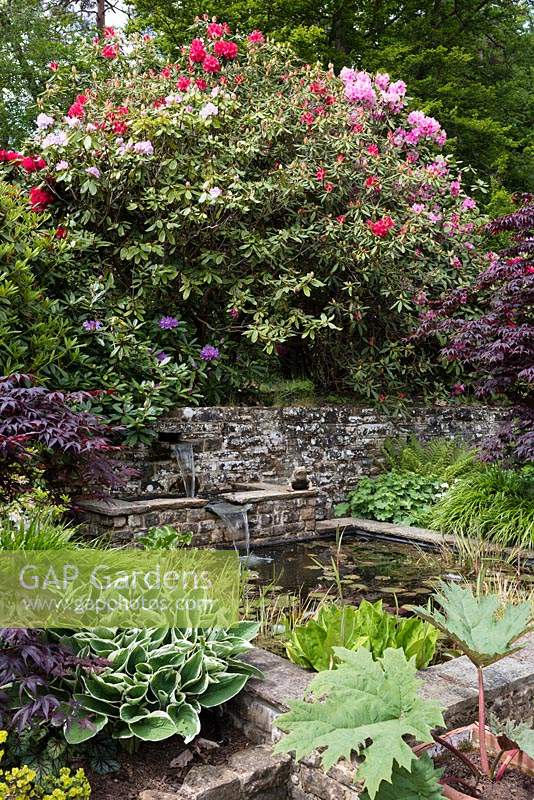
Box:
(64, 712), (108, 744)
(74, 693), (120, 718)
(199, 673), (249, 707)
(168, 702), (201, 743)
(361, 755), (445, 800)
(410, 583), (533, 667)
(120, 703), (149, 724)
(128, 710), (179, 741)
(274, 648), (444, 800)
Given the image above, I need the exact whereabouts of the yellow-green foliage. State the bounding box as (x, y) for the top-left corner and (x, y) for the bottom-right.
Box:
(0, 731), (90, 800)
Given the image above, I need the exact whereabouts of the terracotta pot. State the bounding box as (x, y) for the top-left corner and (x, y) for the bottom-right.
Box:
(413, 722), (534, 799)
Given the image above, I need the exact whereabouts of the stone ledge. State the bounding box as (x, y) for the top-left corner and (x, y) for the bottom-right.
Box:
(222, 488), (318, 504)
(76, 496), (207, 516)
(317, 516), (455, 546)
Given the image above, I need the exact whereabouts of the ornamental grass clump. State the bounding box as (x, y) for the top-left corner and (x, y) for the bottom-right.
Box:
(0, 20), (488, 434)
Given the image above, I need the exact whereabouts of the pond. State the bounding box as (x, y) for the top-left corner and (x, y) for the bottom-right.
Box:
(248, 531), (450, 608)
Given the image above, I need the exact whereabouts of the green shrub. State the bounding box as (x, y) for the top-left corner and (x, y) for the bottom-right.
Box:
(4, 20), (488, 438)
(58, 624), (260, 745)
(423, 465), (534, 548)
(335, 470), (447, 525)
(286, 600), (438, 671)
(382, 435), (481, 482)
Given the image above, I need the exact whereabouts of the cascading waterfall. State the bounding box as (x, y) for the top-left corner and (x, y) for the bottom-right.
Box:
(206, 500), (252, 556)
(171, 442), (196, 497)
(206, 500), (272, 566)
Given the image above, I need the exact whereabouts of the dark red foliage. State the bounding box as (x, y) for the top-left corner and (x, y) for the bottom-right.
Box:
(0, 628), (107, 731)
(0, 373), (133, 496)
(417, 201), (533, 464)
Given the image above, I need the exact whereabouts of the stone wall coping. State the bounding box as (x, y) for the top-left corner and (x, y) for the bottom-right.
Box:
(75, 496), (208, 516)
(222, 487), (318, 504)
(158, 403), (501, 419)
(237, 634), (534, 719)
(317, 517), (455, 546)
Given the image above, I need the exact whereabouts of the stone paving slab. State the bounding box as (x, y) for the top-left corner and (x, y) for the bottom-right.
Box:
(76, 496), (207, 515)
(317, 516), (455, 546)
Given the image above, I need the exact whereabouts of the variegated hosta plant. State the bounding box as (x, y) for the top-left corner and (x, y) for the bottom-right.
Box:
(57, 623), (260, 745)
(411, 582), (534, 784)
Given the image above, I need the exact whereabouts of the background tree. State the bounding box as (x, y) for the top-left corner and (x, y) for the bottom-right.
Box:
(126, 0), (534, 195)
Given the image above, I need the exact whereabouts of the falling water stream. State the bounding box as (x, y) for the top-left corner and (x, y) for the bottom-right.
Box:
(171, 442), (196, 497)
(205, 500), (272, 566)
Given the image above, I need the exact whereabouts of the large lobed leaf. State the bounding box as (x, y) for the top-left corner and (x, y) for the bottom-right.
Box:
(274, 647), (444, 800)
(410, 582), (533, 667)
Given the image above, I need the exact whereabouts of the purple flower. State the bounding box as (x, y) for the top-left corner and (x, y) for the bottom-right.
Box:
(156, 350), (169, 362)
(159, 315), (180, 330)
(86, 166), (101, 179)
(133, 140), (154, 156)
(229, 307), (239, 319)
(200, 344), (220, 361)
(83, 319), (103, 332)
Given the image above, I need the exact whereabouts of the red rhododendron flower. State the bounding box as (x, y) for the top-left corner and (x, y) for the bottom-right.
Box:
(336, 154), (345, 163)
(324, 182), (335, 192)
(67, 102), (85, 119)
(189, 38), (206, 63)
(48, 61), (58, 71)
(315, 168), (326, 181)
(160, 66), (172, 78)
(4, 151), (22, 163)
(325, 95), (336, 106)
(20, 156), (46, 173)
(177, 76), (191, 91)
(152, 97), (165, 108)
(336, 215), (346, 224)
(101, 43), (119, 59)
(112, 120), (128, 135)
(55, 226), (67, 239)
(214, 39), (238, 59)
(309, 81), (326, 95)
(366, 144), (380, 156)
(202, 54), (221, 73)
(29, 186), (54, 212)
(364, 176), (380, 190)
(352, 123), (363, 133)
(367, 215), (394, 237)
(234, 74), (245, 85)
(195, 78), (207, 90)
(207, 22), (224, 39)
(104, 26), (116, 38)
(248, 30), (264, 43)
(300, 111), (314, 126)
(115, 105), (129, 116)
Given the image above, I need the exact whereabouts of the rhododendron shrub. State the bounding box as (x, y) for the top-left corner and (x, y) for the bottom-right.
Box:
(7, 21), (486, 427)
(418, 199), (534, 463)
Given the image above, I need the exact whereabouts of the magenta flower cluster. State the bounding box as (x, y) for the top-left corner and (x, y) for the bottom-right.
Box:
(199, 344), (220, 361)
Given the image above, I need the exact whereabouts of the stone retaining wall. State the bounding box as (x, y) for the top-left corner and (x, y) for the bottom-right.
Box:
(76, 484), (317, 545)
(121, 404), (502, 518)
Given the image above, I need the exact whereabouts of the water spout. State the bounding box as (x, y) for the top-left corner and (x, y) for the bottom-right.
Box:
(206, 500), (252, 556)
(171, 442), (196, 498)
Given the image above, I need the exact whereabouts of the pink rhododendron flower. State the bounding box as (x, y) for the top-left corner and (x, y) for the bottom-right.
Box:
(344, 74), (376, 106)
(315, 167), (326, 181)
(214, 39), (238, 59)
(364, 176), (380, 189)
(42, 131), (67, 147)
(374, 72), (390, 91)
(248, 30), (264, 43)
(366, 144), (380, 156)
(161, 66), (172, 79)
(195, 78), (208, 90)
(177, 76), (191, 91)
(336, 215), (346, 224)
(48, 61), (58, 71)
(207, 22), (224, 39)
(450, 180), (461, 197)
(462, 197), (477, 211)
(202, 54), (221, 73)
(229, 307), (239, 319)
(86, 166), (101, 178)
(324, 182), (335, 192)
(411, 203), (425, 213)
(55, 160), (68, 171)
(208, 186), (222, 198)
(189, 38), (206, 63)
(101, 43), (119, 59)
(300, 111), (314, 125)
